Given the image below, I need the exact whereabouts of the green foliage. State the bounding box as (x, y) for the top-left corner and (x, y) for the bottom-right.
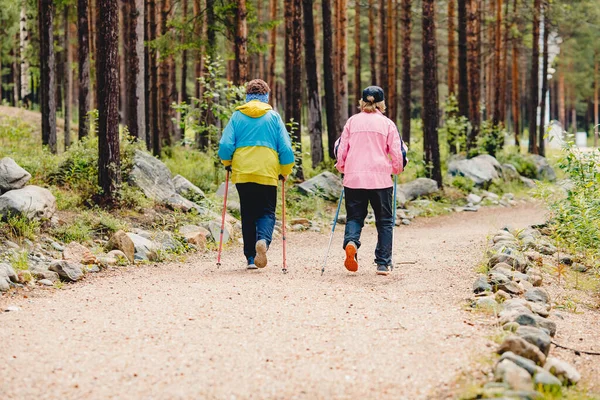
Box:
(470, 120), (506, 158)
(51, 209), (129, 243)
(451, 176), (476, 194)
(0, 213), (40, 241)
(9, 251), (29, 271)
(163, 146), (226, 194)
(440, 95), (471, 154)
(499, 152), (538, 179)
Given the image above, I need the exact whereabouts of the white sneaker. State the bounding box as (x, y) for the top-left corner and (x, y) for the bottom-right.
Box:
(255, 240), (268, 268)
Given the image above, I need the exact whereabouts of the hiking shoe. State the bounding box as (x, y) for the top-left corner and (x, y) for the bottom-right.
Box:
(344, 242), (359, 272)
(255, 240), (268, 268)
(247, 257), (258, 270)
(376, 264), (391, 276)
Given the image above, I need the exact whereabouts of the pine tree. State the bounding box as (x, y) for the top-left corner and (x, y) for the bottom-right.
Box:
(124, 0), (145, 142)
(528, 0), (541, 154)
(457, 0), (469, 118)
(39, 0), (57, 153)
(400, 0), (412, 144)
(78, 0), (91, 139)
(322, 0), (338, 157)
(448, 0), (457, 96)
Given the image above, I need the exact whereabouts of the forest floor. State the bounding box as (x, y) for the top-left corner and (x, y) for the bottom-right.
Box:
(6, 203), (595, 399)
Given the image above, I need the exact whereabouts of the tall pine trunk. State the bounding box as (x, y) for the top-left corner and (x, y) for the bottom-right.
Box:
(63, 5), (72, 149)
(149, 0), (160, 156)
(303, 0), (324, 167)
(368, 0), (377, 85)
(594, 57), (598, 147)
(448, 0), (456, 96)
(538, 1), (549, 156)
(466, 0), (481, 152)
(337, 0), (348, 126)
(457, 0), (469, 118)
(233, 0), (248, 84)
(181, 0), (189, 103)
(124, 0), (145, 142)
(159, 0), (174, 149)
(528, 0), (541, 154)
(400, 0), (411, 144)
(193, 0), (203, 99)
(354, 0), (361, 109)
(268, 0), (278, 108)
(499, 0), (509, 123)
(492, 0), (502, 126)
(422, 0), (442, 187)
(78, 0), (91, 139)
(97, 0), (121, 201)
(322, 0), (337, 157)
(378, 0), (387, 94)
(386, 0), (396, 122)
(511, 0), (520, 145)
(39, 0), (57, 153)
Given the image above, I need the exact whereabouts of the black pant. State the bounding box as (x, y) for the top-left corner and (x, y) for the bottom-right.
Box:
(236, 183), (277, 262)
(343, 187), (394, 266)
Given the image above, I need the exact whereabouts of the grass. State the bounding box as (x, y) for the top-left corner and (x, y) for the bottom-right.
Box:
(51, 209), (130, 244)
(0, 213), (41, 242)
(9, 250), (29, 271)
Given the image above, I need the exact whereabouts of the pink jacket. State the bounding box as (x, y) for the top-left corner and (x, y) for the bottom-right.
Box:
(335, 111), (404, 189)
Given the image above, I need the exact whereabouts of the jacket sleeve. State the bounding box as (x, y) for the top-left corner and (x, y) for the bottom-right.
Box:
(335, 121), (351, 174)
(218, 113), (237, 167)
(276, 114), (295, 176)
(387, 121), (404, 174)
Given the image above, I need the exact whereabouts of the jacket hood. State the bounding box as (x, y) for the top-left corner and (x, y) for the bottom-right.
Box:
(236, 100), (273, 118)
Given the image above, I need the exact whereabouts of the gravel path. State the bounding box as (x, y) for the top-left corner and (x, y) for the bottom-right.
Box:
(0, 204), (546, 400)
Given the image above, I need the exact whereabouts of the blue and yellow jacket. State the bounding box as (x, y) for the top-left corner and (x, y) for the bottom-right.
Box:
(218, 100), (295, 187)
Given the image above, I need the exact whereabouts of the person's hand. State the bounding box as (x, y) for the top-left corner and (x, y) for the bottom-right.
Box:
(279, 174), (286, 182)
(225, 165), (232, 172)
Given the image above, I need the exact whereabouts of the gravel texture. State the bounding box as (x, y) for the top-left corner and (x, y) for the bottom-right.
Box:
(0, 205), (546, 399)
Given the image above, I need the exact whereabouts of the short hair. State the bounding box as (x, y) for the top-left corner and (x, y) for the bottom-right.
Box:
(246, 79), (271, 95)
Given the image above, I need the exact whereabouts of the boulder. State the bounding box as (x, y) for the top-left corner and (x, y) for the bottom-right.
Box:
(533, 370), (562, 393)
(0, 262), (18, 291)
(179, 225), (210, 249)
(499, 351), (540, 376)
(129, 150), (206, 214)
(29, 266), (59, 282)
(49, 260), (83, 282)
(544, 357), (581, 386)
(489, 253), (528, 273)
(494, 359), (533, 391)
(497, 281), (525, 295)
(497, 336), (547, 366)
(502, 164), (521, 181)
(0, 185), (57, 221)
(63, 242), (96, 265)
(126, 233), (159, 262)
(296, 172), (343, 201)
(0, 157), (31, 193)
(396, 178), (439, 206)
(207, 221), (232, 244)
(448, 155), (503, 186)
(467, 193), (483, 205)
(529, 155), (557, 182)
(107, 250), (129, 264)
(173, 175), (206, 201)
(106, 230), (135, 263)
(473, 275), (492, 294)
(153, 231), (181, 252)
(524, 288), (550, 305)
(516, 326), (552, 356)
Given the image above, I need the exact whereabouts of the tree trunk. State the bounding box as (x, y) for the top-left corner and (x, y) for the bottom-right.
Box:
(457, 0), (469, 118)
(322, 0), (337, 158)
(159, 0), (174, 149)
(19, 6), (31, 102)
(386, 0), (396, 122)
(149, 0), (160, 155)
(538, 1), (549, 156)
(89, 0), (97, 109)
(303, 0), (324, 167)
(193, 0), (203, 99)
(337, 0), (348, 126)
(39, 0), (57, 153)
(492, 0), (502, 126)
(63, 5), (72, 149)
(448, 0), (457, 96)
(558, 72), (565, 129)
(78, 0), (91, 139)
(123, 0), (145, 142)
(499, 0), (509, 124)
(180, 0), (189, 103)
(268, 0), (278, 108)
(594, 57), (598, 147)
(354, 0), (361, 109)
(466, 0), (481, 152)
(511, 0), (519, 145)
(368, 0), (377, 85)
(422, 0), (442, 187)
(233, 0), (248, 85)
(96, 0), (121, 202)
(14, 34), (21, 104)
(378, 0), (387, 94)
(400, 0), (411, 144)
(528, 0), (540, 154)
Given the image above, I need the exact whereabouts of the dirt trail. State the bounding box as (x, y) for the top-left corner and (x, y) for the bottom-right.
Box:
(0, 204), (546, 400)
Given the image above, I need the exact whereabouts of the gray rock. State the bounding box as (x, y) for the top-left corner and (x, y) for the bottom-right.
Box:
(448, 154), (503, 186)
(536, 241), (557, 255)
(467, 193), (483, 204)
(461, 206), (480, 212)
(129, 150), (206, 214)
(524, 288), (550, 305)
(38, 279), (53, 286)
(533, 370), (562, 393)
(473, 275), (492, 293)
(570, 263), (588, 273)
(4, 240), (20, 249)
(401, 218), (411, 225)
(475, 296), (499, 310)
(153, 231), (181, 252)
(337, 214), (347, 224)
(0, 262), (18, 291)
(489, 253), (528, 273)
(49, 260), (83, 282)
(559, 255), (573, 266)
(544, 357), (581, 386)
(126, 233), (159, 261)
(512, 314), (557, 337)
(395, 178), (439, 206)
(0, 157), (31, 193)
(516, 326), (552, 356)
(529, 155), (557, 182)
(495, 359), (533, 391)
(498, 281), (525, 295)
(29, 266), (59, 282)
(503, 322), (521, 333)
(173, 174), (206, 201)
(0, 185), (57, 221)
(502, 164), (520, 181)
(489, 271), (511, 286)
(51, 242), (64, 252)
(296, 172), (343, 201)
(216, 180), (240, 201)
(520, 176), (537, 188)
(499, 351), (540, 376)
(528, 302), (550, 318)
(207, 221), (232, 244)
(498, 336), (547, 366)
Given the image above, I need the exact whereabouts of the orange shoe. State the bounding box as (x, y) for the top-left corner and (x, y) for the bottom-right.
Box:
(344, 242), (359, 272)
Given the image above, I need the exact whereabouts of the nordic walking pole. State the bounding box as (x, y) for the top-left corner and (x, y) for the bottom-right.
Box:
(321, 188), (345, 276)
(280, 176), (288, 274)
(216, 169), (230, 267)
(391, 174), (398, 269)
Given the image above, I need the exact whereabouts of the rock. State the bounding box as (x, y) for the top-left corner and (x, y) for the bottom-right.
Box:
(489, 253), (528, 273)
(489, 271), (511, 286)
(49, 260), (83, 282)
(529, 155), (556, 182)
(51, 242), (64, 252)
(495, 359), (533, 391)
(499, 351), (540, 376)
(461, 206), (480, 212)
(4, 240), (19, 249)
(0, 185), (57, 221)
(16, 270), (33, 284)
(173, 174), (206, 201)
(0, 157), (31, 193)
(296, 172), (343, 201)
(533, 370), (562, 393)
(38, 279), (53, 286)
(511, 314), (557, 337)
(0, 262), (18, 291)
(516, 326), (552, 356)
(96, 256), (117, 267)
(86, 265), (100, 273)
(495, 290), (512, 302)
(337, 214), (347, 224)
(401, 218), (411, 225)
(107, 250), (129, 264)
(482, 191), (500, 201)
(154, 231), (181, 252)
(63, 242), (95, 265)
(475, 296), (499, 310)
(521, 281), (534, 291)
(179, 225), (209, 249)
(29, 266), (59, 282)
(107, 230), (135, 263)
(473, 275), (492, 294)
(126, 233), (159, 262)
(570, 263), (588, 273)
(448, 155), (503, 186)
(502, 164), (520, 181)
(536, 241), (557, 255)
(216, 181), (240, 201)
(520, 177), (536, 188)
(482, 382), (510, 398)
(524, 288), (550, 305)
(467, 193), (483, 204)
(291, 218), (311, 227)
(129, 150), (206, 214)
(558, 255), (573, 266)
(498, 281), (525, 295)
(528, 273), (543, 287)
(544, 357), (581, 386)
(528, 302), (550, 318)
(395, 178), (439, 206)
(291, 224), (306, 232)
(207, 221), (232, 244)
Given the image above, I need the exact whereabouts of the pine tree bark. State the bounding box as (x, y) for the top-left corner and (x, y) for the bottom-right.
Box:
(354, 0), (361, 109)
(528, 0), (541, 154)
(594, 57), (598, 147)
(538, 1), (549, 156)
(149, 0), (160, 155)
(268, 0), (278, 108)
(337, 0), (348, 126)
(180, 0), (189, 103)
(492, 0), (502, 126)
(303, 0), (324, 167)
(89, 0), (97, 109)
(78, 0), (91, 139)
(448, 0), (457, 96)
(123, 0), (145, 142)
(322, 0), (338, 158)
(499, 0), (509, 123)
(386, 0), (396, 122)
(63, 5), (72, 148)
(422, 0), (442, 187)
(511, 0), (520, 145)
(96, 0), (121, 201)
(193, 0), (203, 99)
(400, 0), (411, 144)
(558, 72), (565, 129)
(466, 0), (481, 152)
(233, 0), (248, 85)
(159, 0), (174, 149)
(378, 0), (387, 93)
(368, 0), (377, 85)
(457, 0), (469, 118)
(39, 0), (57, 153)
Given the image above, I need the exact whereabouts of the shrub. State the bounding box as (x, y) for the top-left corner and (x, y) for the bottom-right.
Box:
(440, 95), (471, 155)
(451, 176), (475, 194)
(0, 213), (40, 241)
(9, 251), (29, 271)
(499, 152), (538, 179)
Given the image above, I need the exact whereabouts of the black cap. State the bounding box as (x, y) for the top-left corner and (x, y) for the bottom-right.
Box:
(362, 86), (385, 103)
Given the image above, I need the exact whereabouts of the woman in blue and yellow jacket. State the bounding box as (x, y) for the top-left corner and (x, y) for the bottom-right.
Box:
(218, 79), (295, 270)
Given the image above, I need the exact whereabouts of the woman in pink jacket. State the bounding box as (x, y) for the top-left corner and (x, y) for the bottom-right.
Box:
(335, 86), (405, 276)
